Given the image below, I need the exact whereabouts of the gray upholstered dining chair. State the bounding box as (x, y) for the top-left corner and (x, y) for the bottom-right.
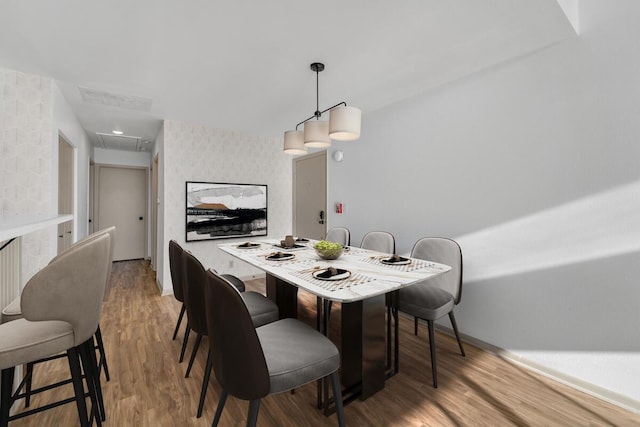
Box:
(169, 240), (247, 363)
(1, 233), (111, 427)
(169, 240), (188, 343)
(397, 237), (465, 388)
(360, 231), (395, 254)
(181, 250), (279, 418)
(1, 227), (115, 416)
(206, 269), (345, 427)
(325, 227), (350, 246)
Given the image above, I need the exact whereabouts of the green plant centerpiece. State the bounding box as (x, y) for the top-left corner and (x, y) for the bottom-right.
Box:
(314, 240), (344, 260)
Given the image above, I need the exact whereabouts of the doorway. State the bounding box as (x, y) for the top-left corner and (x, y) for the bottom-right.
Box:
(57, 135), (74, 254)
(293, 151), (327, 240)
(95, 165), (148, 261)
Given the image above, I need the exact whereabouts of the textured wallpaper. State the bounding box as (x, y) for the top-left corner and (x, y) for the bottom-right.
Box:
(161, 119), (291, 293)
(0, 67), (55, 286)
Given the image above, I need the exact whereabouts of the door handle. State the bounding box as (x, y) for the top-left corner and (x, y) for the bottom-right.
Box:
(318, 210), (325, 225)
(139, 216), (144, 220)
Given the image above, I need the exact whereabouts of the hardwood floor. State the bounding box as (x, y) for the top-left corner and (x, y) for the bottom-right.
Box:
(8, 260), (640, 426)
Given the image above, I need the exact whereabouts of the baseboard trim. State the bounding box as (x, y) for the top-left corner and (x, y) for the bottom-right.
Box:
(418, 316), (640, 415)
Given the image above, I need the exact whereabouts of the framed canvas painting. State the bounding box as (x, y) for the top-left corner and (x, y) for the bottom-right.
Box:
(185, 181), (268, 241)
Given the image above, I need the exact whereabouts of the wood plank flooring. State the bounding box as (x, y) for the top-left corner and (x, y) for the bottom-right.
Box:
(8, 260), (640, 426)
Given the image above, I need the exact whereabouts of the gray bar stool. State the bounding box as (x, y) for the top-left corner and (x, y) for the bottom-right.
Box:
(0, 233), (111, 427)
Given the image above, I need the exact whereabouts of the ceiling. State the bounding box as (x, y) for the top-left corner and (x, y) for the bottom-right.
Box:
(0, 1), (575, 151)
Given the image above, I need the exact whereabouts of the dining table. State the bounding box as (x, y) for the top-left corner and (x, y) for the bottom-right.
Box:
(218, 238), (452, 405)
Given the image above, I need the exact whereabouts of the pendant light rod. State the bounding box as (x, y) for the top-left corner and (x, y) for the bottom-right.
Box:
(295, 101), (347, 130)
(293, 62), (350, 130)
(314, 62), (321, 118)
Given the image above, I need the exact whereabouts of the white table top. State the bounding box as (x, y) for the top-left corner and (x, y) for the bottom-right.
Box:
(219, 239), (451, 303)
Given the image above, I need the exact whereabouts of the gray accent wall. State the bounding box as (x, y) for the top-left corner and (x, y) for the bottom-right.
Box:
(327, 0), (640, 407)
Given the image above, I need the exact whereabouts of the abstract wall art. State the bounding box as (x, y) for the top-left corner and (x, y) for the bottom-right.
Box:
(185, 181), (268, 241)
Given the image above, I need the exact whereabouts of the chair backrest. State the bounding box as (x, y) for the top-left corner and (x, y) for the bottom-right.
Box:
(360, 231), (395, 254)
(50, 226), (116, 300)
(411, 237), (463, 304)
(325, 227), (350, 246)
(182, 250), (209, 335)
(168, 240), (185, 302)
(21, 233), (111, 345)
(206, 269), (270, 400)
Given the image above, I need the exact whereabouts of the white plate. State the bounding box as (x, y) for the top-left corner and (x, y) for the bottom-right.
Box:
(266, 253), (295, 261)
(312, 268), (351, 281)
(380, 257), (411, 265)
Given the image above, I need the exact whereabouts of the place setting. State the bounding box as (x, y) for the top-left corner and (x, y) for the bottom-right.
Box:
(380, 254), (411, 265)
(236, 241), (261, 249)
(312, 266), (351, 281)
(265, 251), (296, 261)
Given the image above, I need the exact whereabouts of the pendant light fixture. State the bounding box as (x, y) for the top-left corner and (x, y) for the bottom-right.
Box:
(283, 62), (361, 155)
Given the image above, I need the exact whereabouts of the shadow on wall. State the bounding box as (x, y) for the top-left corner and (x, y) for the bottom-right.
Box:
(456, 249), (640, 352)
(448, 178), (640, 353)
(455, 179), (640, 283)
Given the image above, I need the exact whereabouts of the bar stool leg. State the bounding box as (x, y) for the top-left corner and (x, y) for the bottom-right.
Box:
(1, 367), (15, 427)
(67, 347), (90, 427)
(95, 326), (110, 381)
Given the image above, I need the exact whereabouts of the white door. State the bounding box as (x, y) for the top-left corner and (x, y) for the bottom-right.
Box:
(57, 136), (74, 253)
(293, 151), (327, 240)
(97, 166), (147, 261)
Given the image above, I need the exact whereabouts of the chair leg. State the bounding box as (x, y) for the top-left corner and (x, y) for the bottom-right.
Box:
(414, 316), (419, 335)
(330, 371), (345, 427)
(173, 304), (186, 340)
(427, 320), (438, 388)
(449, 311), (465, 357)
(95, 326), (110, 381)
(67, 346), (90, 427)
(197, 349), (213, 418)
(24, 362), (33, 407)
(1, 367), (15, 427)
(179, 326), (191, 363)
(246, 399), (261, 427)
(212, 389), (228, 427)
(185, 333), (202, 378)
(84, 338), (106, 422)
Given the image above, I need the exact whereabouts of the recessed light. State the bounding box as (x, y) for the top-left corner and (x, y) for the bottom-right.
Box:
(112, 130), (124, 135)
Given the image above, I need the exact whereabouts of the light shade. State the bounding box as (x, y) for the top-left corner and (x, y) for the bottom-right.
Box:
(329, 106), (361, 141)
(304, 120), (331, 148)
(283, 130), (307, 155)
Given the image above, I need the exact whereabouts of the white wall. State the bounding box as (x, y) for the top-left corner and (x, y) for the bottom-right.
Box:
(158, 120), (291, 295)
(0, 67), (56, 283)
(328, 0), (640, 409)
(1, 68), (94, 283)
(53, 82), (93, 240)
(153, 125), (165, 292)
